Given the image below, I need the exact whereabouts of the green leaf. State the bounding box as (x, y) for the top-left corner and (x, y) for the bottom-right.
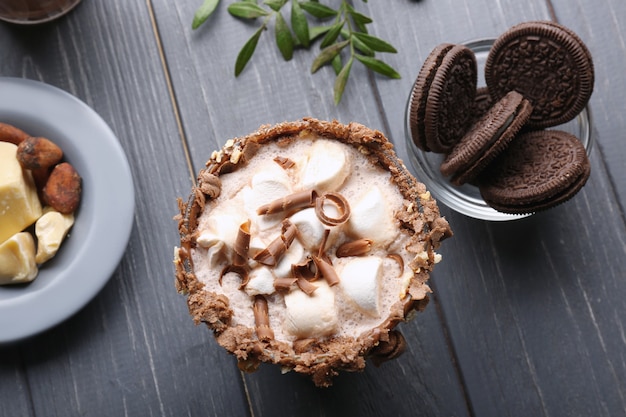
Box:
(334, 57), (353, 105)
(352, 32), (397, 53)
(308, 24), (332, 42)
(299, 2), (337, 19)
(354, 54), (401, 78)
(340, 28), (373, 56)
(192, 0), (220, 30)
(291, 1), (310, 48)
(311, 39), (349, 73)
(320, 20), (344, 48)
(228, 2), (270, 19)
(235, 26), (265, 76)
(263, 0), (286, 12)
(347, 5), (371, 32)
(331, 54), (342, 75)
(275, 12), (294, 60)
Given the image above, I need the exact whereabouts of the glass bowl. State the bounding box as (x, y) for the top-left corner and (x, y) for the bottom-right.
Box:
(404, 38), (593, 221)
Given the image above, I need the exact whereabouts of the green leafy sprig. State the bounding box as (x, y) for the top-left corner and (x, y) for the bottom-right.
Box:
(192, 0), (400, 104)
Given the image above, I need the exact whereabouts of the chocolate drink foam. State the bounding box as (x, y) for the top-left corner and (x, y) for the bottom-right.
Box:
(174, 118), (452, 386)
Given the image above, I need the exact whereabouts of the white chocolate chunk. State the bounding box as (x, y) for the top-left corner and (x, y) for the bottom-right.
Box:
(348, 186), (397, 247)
(35, 209), (75, 264)
(284, 280), (338, 338)
(245, 266), (275, 296)
(0, 142), (42, 243)
(0, 232), (38, 284)
(338, 256), (382, 317)
(299, 139), (350, 192)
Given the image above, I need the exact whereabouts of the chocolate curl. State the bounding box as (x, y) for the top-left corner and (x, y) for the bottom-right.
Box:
(253, 295), (274, 341)
(256, 190), (318, 215)
(336, 238), (373, 257)
(315, 192), (351, 227)
(296, 277), (318, 295)
(291, 257), (316, 280)
(219, 265), (250, 289)
(273, 155), (296, 169)
(312, 255), (340, 287)
(369, 330), (407, 367)
(253, 219), (298, 266)
(317, 229), (331, 259)
(233, 220), (251, 267)
(273, 277), (298, 292)
(387, 253), (404, 274)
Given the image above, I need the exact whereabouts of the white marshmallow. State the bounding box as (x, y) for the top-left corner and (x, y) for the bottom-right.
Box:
(197, 212), (244, 250)
(288, 208), (326, 250)
(348, 186), (397, 247)
(338, 256), (382, 317)
(284, 280), (338, 338)
(299, 139), (350, 192)
(274, 239), (304, 278)
(244, 266), (276, 296)
(242, 162), (293, 231)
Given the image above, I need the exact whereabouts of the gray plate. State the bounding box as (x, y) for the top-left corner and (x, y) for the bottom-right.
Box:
(0, 77), (135, 343)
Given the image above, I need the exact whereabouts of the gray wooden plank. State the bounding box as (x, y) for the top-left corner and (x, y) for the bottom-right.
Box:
(550, 0), (626, 222)
(0, 347), (33, 417)
(363, 1), (626, 416)
(0, 1), (250, 416)
(151, 1), (471, 416)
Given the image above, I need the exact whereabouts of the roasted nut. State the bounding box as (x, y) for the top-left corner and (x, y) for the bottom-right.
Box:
(17, 136), (63, 170)
(42, 162), (82, 214)
(0, 122), (29, 145)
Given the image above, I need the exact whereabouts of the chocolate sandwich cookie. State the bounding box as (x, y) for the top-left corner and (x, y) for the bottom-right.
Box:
(485, 20), (594, 129)
(473, 86), (493, 121)
(409, 43), (477, 153)
(478, 130), (590, 214)
(440, 90), (533, 186)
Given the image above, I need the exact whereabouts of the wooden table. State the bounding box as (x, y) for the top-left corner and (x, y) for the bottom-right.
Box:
(1, 0), (625, 416)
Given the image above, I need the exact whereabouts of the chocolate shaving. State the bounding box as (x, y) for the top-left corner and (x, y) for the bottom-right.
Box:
(273, 155), (296, 169)
(197, 170), (221, 199)
(369, 330), (407, 366)
(233, 220), (251, 267)
(312, 255), (340, 287)
(291, 257), (316, 280)
(252, 295), (274, 341)
(314, 192), (351, 227)
(336, 238), (373, 257)
(253, 219), (297, 266)
(387, 253), (404, 274)
(317, 229), (331, 259)
(274, 277), (298, 292)
(219, 265), (250, 289)
(257, 190), (318, 215)
(296, 277), (318, 295)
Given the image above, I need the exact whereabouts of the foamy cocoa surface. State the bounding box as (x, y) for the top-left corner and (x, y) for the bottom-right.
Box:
(192, 137), (413, 341)
(174, 119), (451, 386)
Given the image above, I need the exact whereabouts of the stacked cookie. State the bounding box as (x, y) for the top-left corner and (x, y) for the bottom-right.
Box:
(408, 21), (594, 215)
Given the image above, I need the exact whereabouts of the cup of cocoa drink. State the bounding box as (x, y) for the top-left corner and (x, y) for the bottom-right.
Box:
(0, 0), (81, 24)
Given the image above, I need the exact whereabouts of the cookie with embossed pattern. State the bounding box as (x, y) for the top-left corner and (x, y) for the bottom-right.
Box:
(440, 90), (533, 186)
(409, 43), (477, 153)
(478, 130), (590, 214)
(485, 21), (594, 129)
(473, 86), (493, 121)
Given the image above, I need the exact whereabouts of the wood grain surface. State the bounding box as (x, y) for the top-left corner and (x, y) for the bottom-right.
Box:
(1, 0), (625, 416)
